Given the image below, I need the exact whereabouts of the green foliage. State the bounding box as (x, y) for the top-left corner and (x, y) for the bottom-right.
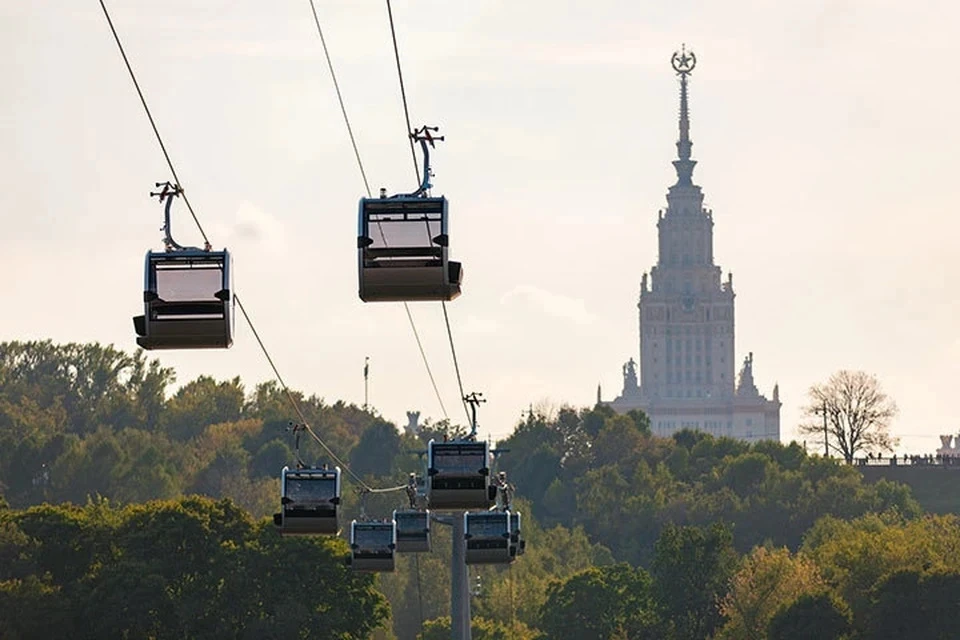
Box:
(418, 616), (541, 640)
(0, 575), (63, 639)
(471, 499), (614, 632)
(767, 592), (852, 640)
(0, 340), (174, 436)
(497, 403), (921, 566)
(0, 496), (388, 638)
(350, 421), (403, 478)
(864, 570), (960, 639)
(716, 546), (825, 640)
(251, 440), (294, 478)
(0, 339), (947, 639)
(161, 375), (244, 441)
(801, 512), (960, 629)
(0, 341), (388, 513)
(539, 563), (658, 639)
(651, 522), (739, 640)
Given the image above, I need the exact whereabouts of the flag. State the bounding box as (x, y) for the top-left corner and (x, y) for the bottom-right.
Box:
(364, 357), (369, 380)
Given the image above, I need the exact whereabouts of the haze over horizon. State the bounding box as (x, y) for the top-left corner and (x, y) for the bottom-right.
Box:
(1, 1), (956, 455)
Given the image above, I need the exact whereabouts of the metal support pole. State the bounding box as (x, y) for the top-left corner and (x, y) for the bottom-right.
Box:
(822, 399), (828, 457)
(451, 511), (471, 640)
(363, 357), (369, 410)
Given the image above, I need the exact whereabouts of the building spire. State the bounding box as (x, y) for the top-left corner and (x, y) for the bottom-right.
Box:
(671, 44), (697, 187)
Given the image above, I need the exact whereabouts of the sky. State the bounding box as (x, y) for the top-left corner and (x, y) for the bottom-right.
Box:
(1, 1), (957, 455)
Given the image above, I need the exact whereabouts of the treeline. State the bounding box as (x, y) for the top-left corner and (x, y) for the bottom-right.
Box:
(4, 497), (958, 639)
(473, 511), (960, 639)
(495, 405), (919, 564)
(1, 340), (957, 639)
(0, 496), (387, 639)
(0, 340), (433, 516)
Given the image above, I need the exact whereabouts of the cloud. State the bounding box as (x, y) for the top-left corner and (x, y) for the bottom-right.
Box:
(209, 201), (287, 257)
(458, 314), (502, 335)
(500, 285), (596, 326)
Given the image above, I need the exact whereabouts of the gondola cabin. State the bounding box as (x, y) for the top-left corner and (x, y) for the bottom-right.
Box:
(393, 509), (431, 553)
(509, 511), (525, 559)
(357, 196), (462, 302)
(350, 520), (397, 572)
(133, 249), (234, 350)
(464, 511), (512, 565)
(274, 466), (341, 536)
(427, 440), (492, 510)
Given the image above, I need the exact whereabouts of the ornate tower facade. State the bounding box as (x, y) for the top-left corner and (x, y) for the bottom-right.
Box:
(605, 47), (780, 442)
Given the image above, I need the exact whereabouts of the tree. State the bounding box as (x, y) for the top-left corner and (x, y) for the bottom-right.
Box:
(349, 420), (402, 478)
(767, 592), (852, 640)
(418, 616), (541, 640)
(2, 497), (389, 638)
(0, 340), (173, 435)
(651, 522), (739, 639)
(864, 570), (960, 640)
(0, 575), (65, 638)
(799, 370), (898, 464)
(415, 417), (468, 445)
(716, 546), (825, 640)
(800, 512), (960, 621)
(161, 375), (245, 441)
(592, 415), (646, 471)
(469, 499), (615, 633)
(539, 564), (658, 640)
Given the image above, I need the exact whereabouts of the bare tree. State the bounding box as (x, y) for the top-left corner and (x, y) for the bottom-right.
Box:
(799, 370), (899, 464)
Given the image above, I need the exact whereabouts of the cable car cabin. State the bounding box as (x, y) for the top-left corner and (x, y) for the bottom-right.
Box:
(133, 249), (234, 350)
(350, 520), (397, 572)
(427, 440), (492, 510)
(393, 509), (431, 553)
(509, 512), (526, 560)
(464, 511), (512, 565)
(275, 466), (341, 536)
(357, 196), (462, 302)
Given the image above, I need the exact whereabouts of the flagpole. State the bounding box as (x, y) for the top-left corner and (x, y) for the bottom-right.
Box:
(363, 356), (370, 410)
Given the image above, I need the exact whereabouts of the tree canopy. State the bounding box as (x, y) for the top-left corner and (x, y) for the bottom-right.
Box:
(1, 340), (953, 640)
(0, 495), (388, 639)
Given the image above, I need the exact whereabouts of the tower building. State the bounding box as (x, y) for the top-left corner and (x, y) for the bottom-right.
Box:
(603, 47), (780, 442)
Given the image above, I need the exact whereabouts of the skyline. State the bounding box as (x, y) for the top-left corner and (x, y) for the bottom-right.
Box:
(1, 1), (957, 454)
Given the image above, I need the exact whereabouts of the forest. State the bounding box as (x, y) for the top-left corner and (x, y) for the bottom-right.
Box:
(1, 340), (958, 639)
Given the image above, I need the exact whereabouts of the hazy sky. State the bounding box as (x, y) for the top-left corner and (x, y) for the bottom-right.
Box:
(1, 1), (956, 454)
